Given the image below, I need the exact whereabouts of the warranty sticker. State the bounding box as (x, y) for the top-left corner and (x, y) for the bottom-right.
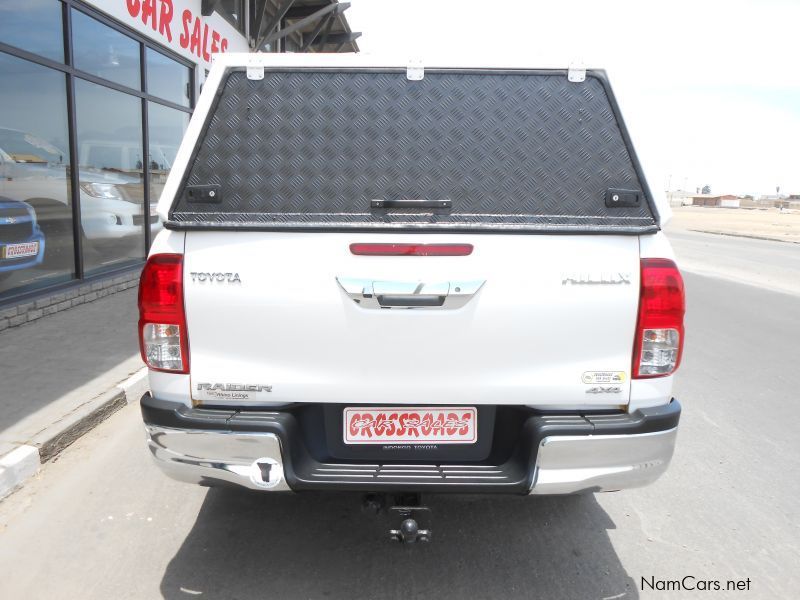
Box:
(582, 371), (627, 384)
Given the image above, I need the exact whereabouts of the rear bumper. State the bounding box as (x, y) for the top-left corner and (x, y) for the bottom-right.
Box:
(529, 427), (677, 494)
(141, 395), (680, 495)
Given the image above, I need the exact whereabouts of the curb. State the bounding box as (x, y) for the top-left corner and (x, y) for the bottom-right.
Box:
(687, 229), (800, 245)
(0, 368), (148, 500)
(0, 446), (39, 497)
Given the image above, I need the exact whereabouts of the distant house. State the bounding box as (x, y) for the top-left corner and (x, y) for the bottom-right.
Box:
(758, 193), (797, 209)
(691, 194), (740, 208)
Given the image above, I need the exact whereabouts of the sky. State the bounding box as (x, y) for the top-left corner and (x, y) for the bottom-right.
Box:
(346, 0), (800, 198)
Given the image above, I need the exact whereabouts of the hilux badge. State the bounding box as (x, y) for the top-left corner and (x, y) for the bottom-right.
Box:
(562, 272), (631, 285)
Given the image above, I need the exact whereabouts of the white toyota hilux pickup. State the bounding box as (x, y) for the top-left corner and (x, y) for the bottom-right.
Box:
(139, 54), (684, 542)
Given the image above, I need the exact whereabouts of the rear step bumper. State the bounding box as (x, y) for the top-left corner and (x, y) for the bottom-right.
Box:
(140, 395), (680, 495)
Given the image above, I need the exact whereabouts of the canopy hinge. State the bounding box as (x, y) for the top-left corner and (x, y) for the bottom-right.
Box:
(568, 61), (586, 83)
(407, 59), (424, 81)
(246, 57), (264, 80)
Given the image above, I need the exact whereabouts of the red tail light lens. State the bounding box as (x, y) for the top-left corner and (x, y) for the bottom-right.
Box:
(138, 254), (189, 373)
(350, 243), (473, 256)
(632, 258), (685, 378)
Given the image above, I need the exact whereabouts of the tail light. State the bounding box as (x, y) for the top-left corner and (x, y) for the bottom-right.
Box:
(138, 254), (189, 373)
(632, 258), (685, 378)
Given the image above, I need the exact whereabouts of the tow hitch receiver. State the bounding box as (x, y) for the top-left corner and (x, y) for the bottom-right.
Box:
(388, 494), (432, 543)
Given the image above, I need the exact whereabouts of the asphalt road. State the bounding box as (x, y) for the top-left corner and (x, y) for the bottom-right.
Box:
(1, 233), (799, 599)
(666, 228), (800, 296)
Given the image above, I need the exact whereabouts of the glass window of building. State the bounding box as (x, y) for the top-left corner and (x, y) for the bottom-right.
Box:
(74, 79), (144, 274)
(0, 0), (64, 63)
(146, 49), (191, 107)
(71, 9), (141, 90)
(216, 0), (245, 32)
(148, 103), (189, 241)
(0, 52), (74, 298)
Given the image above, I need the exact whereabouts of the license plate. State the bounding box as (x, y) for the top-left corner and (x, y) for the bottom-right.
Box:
(344, 407), (477, 445)
(2, 241), (39, 259)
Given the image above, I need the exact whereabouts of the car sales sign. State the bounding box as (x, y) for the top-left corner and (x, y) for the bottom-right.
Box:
(88, 1), (248, 68)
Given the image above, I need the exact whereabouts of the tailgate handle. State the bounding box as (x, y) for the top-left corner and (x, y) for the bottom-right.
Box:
(377, 294), (445, 307)
(370, 199), (451, 210)
(337, 278), (485, 310)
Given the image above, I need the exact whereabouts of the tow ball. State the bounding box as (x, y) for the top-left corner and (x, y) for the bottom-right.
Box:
(361, 493), (432, 543)
(388, 494), (432, 544)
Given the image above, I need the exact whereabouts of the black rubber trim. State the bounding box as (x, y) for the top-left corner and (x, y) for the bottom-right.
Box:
(141, 395), (680, 494)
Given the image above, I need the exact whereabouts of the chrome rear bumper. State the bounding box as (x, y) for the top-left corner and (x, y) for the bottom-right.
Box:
(142, 395), (680, 495)
(529, 427), (678, 494)
(145, 426), (291, 492)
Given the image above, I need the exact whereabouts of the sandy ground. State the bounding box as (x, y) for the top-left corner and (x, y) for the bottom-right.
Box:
(666, 206), (800, 243)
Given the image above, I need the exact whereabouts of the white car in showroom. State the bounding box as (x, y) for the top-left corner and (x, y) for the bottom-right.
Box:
(0, 128), (160, 263)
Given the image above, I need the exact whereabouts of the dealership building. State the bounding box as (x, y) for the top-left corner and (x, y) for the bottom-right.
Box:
(0, 0), (359, 326)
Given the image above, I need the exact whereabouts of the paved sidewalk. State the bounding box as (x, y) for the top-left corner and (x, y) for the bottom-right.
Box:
(0, 288), (147, 497)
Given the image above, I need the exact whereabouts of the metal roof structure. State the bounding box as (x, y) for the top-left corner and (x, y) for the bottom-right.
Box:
(202, 1), (360, 53)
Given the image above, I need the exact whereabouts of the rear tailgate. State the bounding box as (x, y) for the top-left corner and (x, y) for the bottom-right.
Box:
(184, 231), (639, 407)
(166, 57), (657, 409)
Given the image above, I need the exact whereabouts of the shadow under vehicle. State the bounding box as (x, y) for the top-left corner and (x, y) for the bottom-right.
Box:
(160, 490), (638, 600)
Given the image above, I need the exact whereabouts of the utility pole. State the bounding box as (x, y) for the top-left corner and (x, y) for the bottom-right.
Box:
(667, 174), (673, 206)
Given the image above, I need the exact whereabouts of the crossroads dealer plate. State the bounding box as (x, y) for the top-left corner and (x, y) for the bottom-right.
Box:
(343, 407), (477, 445)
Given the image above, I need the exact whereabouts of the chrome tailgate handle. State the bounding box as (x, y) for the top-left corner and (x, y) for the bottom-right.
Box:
(337, 278), (485, 310)
(373, 280), (449, 308)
